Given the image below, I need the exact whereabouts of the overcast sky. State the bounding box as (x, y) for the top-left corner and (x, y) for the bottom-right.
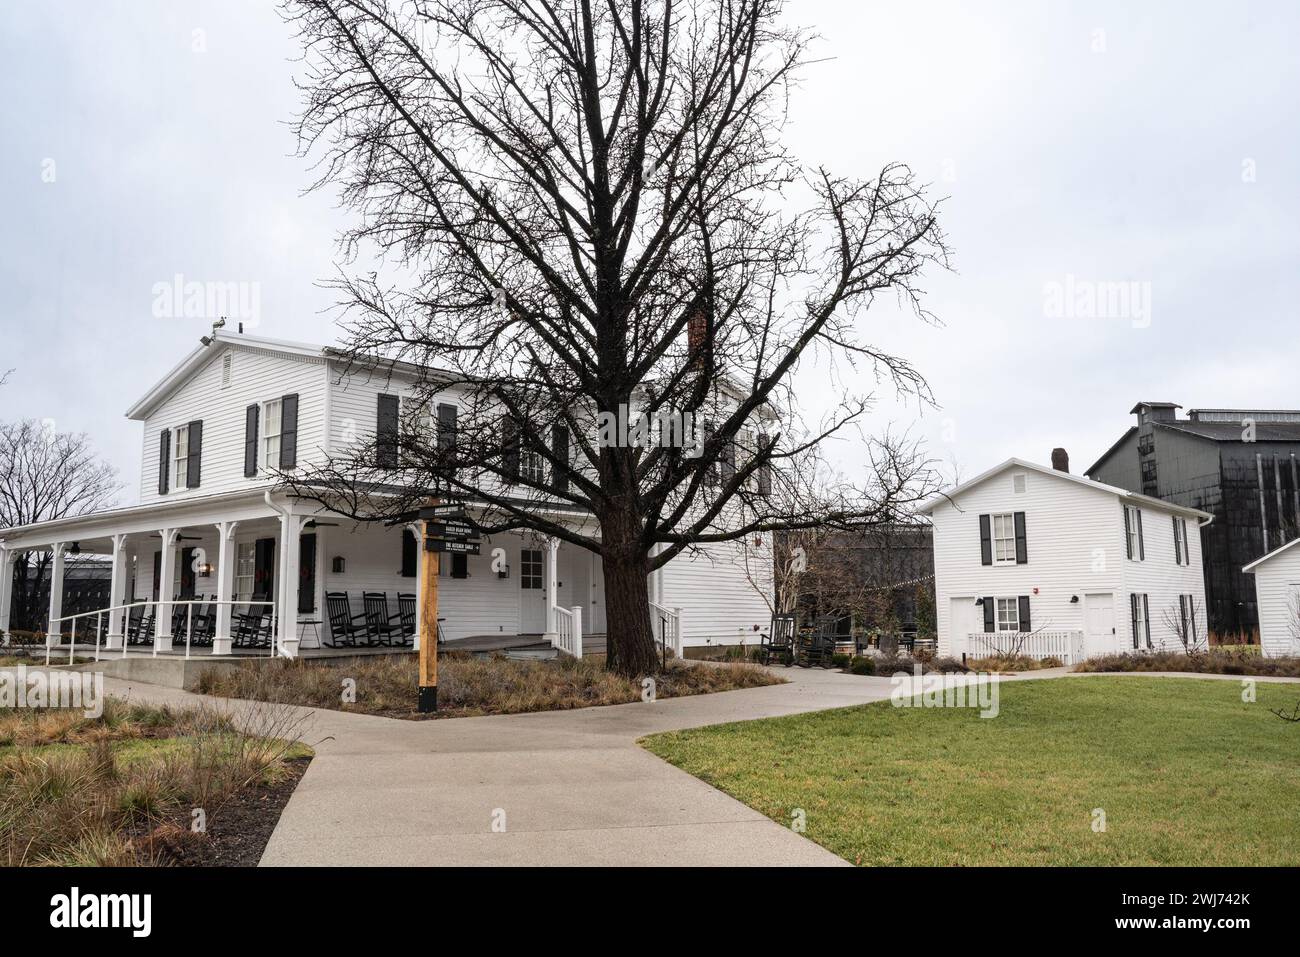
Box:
(3, 0), (1298, 506)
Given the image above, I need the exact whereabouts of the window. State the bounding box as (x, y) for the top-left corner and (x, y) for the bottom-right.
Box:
(996, 597), (1020, 631)
(1012, 473), (1026, 494)
(520, 447), (545, 485)
(1125, 505), (1144, 560)
(221, 353), (232, 389)
(1141, 460), (1158, 483)
(172, 425), (189, 490)
(1130, 593), (1151, 649)
(262, 398), (282, 471)
(235, 542), (256, 600)
(1179, 593), (1197, 644)
(991, 513), (1017, 563)
(520, 548), (543, 589)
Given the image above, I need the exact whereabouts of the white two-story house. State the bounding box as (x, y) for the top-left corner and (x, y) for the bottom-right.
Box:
(0, 330), (773, 658)
(922, 457), (1211, 662)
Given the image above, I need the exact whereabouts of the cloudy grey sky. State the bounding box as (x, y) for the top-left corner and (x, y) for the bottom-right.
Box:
(3, 0), (1298, 505)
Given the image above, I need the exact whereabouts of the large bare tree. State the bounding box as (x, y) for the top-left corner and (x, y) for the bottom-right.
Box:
(282, 0), (950, 675)
(0, 420), (120, 632)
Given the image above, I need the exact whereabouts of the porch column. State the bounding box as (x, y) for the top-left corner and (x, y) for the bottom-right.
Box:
(276, 513), (304, 658)
(406, 523), (423, 651)
(213, 521), (239, 655)
(155, 529), (179, 652)
(544, 536), (559, 643)
(46, 543), (66, 648)
(0, 547), (15, 644)
(105, 533), (128, 649)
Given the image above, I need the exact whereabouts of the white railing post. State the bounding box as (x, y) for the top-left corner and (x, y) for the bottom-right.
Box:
(572, 605), (582, 659)
(673, 606), (683, 659)
(94, 610), (102, 662)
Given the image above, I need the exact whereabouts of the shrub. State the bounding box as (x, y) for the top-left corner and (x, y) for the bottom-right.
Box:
(1040, 656), (1064, 668)
(913, 647), (935, 664)
(1075, 650), (1300, 677)
(832, 653), (852, 669)
(848, 656), (875, 676)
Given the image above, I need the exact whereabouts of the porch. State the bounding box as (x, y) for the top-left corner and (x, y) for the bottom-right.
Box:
(0, 488), (677, 661)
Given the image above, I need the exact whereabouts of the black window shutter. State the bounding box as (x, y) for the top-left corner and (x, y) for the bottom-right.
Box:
(1135, 508), (1145, 560)
(1142, 594), (1151, 647)
(1171, 515), (1180, 564)
(756, 432), (772, 496)
(551, 423), (570, 493)
(152, 551), (162, 601)
(451, 553), (468, 579)
(501, 415), (519, 481)
(1123, 504), (1133, 559)
(1130, 594), (1140, 648)
(437, 403), (457, 451)
(982, 597), (995, 632)
(1014, 511), (1028, 564)
(186, 420), (203, 488)
(1018, 595), (1031, 632)
(979, 514), (992, 565)
(400, 529), (417, 578)
(158, 429), (170, 495)
(1179, 594), (1188, 638)
(279, 394), (299, 469)
(720, 435), (736, 483)
(376, 394), (399, 467)
(244, 404), (259, 477)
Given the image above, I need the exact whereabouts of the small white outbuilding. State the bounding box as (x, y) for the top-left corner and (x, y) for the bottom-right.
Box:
(1243, 540), (1300, 658)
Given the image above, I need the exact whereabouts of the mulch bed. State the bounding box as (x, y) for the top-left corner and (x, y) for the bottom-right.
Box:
(131, 756), (312, 866)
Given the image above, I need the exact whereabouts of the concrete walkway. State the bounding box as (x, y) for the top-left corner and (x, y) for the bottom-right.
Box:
(88, 664), (933, 866)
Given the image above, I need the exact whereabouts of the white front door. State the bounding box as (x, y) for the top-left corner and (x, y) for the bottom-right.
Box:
(519, 547), (547, 633)
(949, 597), (981, 656)
(1084, 593), (1116, 655)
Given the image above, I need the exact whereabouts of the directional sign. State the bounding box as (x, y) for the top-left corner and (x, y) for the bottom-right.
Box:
(426, 521), (480, 542)
(419, 504), (467, 520)
(425, 538), (481, 555)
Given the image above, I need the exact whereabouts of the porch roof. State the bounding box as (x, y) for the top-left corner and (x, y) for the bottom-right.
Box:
(0, 488), (288, 551)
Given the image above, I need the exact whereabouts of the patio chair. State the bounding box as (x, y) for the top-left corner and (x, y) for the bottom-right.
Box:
(397, 593), (417, 645)
(759, 613), (797, 666)
(326, 592), (366, 648)
(233, 595), (272, 649)
(189, 596), (216, 647)
(126, 604), (154, 646)
(796, 615), (839, 669)
(362, 592), (401, 646)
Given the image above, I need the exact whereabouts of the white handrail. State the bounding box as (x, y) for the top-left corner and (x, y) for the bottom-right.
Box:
(552, 604), (583, 658)
(48, 599), (277, 662)
(649, 601), (682, 660)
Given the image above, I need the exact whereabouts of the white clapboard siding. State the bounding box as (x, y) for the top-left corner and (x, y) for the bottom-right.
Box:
(139, 345), (328, 505)
(1247, 543), (1300, 657)
(927, 461), (1207, 660)
(659, 537), (772, 648)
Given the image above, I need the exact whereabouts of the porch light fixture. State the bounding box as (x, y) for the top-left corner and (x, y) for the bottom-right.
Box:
(68, 542), (80, 555)
(1070, 595), (1080, 603)
(332, 557), (346, 574)
(197, 564), (215, 577)
(974, 597), (984, 606)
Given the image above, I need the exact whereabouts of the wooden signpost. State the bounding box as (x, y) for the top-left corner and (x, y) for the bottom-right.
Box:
(416, 500), (483, 714)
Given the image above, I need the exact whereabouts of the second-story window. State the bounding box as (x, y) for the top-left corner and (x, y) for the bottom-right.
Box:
(1124, 504), (1145, 560)
(520, 446), (545, 484)
(172, 425), (189, 489)
(991, 513), (1017, 563)
(262, 398), (282, 470)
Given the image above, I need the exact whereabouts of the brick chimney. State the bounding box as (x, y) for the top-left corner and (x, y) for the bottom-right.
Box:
(1051, 448), (1069, 473)
(687, 309), (707, 353)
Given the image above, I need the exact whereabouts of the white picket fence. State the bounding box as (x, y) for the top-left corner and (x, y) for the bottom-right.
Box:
(965, 630), (1086, 665)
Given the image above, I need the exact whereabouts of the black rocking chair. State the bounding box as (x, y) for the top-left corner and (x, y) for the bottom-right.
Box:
(362, 592), (401, 646)
(797, 615), (840, 669)
(396, 593), (417, 645)
(759, 613), (797, 666)
(326, 592), (366, 648)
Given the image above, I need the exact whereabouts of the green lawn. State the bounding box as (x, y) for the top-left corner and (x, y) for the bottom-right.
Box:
(641, 676), (1300, 866)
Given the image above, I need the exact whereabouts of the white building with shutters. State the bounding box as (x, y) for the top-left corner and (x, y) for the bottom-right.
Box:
(921, 458), (1211, 663)
(0, 330), (772, 659)
(1243, 540), (1300, 657)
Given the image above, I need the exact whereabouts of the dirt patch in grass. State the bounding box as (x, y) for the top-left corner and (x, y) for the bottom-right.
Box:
(1075, 649), (1300, 677)
(195, 653), (784, 719)
(0, 697), (311, 866)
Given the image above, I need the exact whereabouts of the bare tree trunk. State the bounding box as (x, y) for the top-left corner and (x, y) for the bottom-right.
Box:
(599, 501), (659, 677)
